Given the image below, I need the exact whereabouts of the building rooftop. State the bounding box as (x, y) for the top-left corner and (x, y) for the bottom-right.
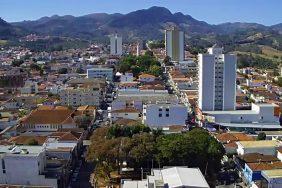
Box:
(237, 140), (281, 148)
(160, 167), (209, 188)
(262, 169), (282, 179)
(20, 106), (75, 125)
(0, 145), (44, 156)
(238, 153), (280, 163)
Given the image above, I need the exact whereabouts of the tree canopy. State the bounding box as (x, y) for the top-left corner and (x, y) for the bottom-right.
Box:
(118, 53), (162, 77)
(87, 126), (224, 179)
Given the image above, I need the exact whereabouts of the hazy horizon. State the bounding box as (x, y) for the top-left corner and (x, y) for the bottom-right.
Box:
(1, 0), (281, 26)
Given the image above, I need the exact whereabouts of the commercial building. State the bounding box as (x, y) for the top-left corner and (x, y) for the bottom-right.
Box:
(110, 34), (122, 55)
(198, 44), (237, 111)
(202, 103), (281, 129)
(59, 85), (103, 107)
(165, 27), (184, 62)
(143, 102), (188, 127)
(87, 67), (113, 81)
(122, 167), (209, 188)
(0, 145), (57, 187)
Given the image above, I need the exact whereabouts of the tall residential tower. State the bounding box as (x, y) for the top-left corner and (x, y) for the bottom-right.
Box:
(165, 27), (184, 62)
(110, 34), (122, 55)
(198, 44), (237, 111)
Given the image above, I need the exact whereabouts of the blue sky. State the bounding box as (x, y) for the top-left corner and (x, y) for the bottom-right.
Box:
(0, 0), (281, 25)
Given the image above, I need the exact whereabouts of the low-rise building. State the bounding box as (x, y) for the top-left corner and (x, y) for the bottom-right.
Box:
(122, 167), (209, 188)
(236, 140), (282, 156)
(59, 85), (103, 107)
(143, 102), (188, 127)
(87, 67), (113, 81)
(19, 106), (77, 132)
(0, 145), (58, 187)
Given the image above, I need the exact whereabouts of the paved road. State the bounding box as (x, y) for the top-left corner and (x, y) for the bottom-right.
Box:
(70, 160), (95, 188)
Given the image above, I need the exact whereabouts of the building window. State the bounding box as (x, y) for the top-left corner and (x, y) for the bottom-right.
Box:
(166, 114), (169, 117)
(159, 108), (162, 111)
(2, 159), (6, 173)
(261, 116), (264, 120)
(240, 117), (243, 120)
(159, 113), (162, 117)
(166, 108), (169, 112)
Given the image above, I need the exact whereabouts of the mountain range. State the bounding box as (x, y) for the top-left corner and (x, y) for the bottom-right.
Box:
(0, 6), (281, 45)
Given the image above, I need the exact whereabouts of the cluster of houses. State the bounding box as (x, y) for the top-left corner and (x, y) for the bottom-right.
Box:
(216, 132), (282, 187)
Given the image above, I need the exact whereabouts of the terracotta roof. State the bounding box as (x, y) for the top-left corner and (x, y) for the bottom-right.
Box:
(216, 132), (254, 143)
(21, 106), (75, 125)
(8, 135), (47, 145)
(50, 131), (82, 141)
(239, 153), (280, 163)
(139, 73), (156, 79)
(247, 162), (282, 171)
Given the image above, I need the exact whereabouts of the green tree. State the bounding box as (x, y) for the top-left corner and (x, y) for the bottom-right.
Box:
(149, 65), (162, 77)
(257, 132), (266, 140)
(58, 68), (68, 74)
(163, 56), (172, 66)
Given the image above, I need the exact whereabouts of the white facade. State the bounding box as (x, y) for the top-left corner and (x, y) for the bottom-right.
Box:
(122, 167), (209, 188)
(165, 27), (184, 62)
(143, 103), (188, 127)
(110, 35), (122, 55)
(59, 87), (103, 107)
(20, 80), (38, 94)
(0, 146), (57, 187)
(198, 45), (236, 111)
(120, 73), (134, 83)
(204, 103), (280, 126)
(87, 68), (113, 81)
(236, 140), (282, 156)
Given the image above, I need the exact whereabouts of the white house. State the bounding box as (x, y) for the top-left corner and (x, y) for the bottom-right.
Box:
(120, 72), (134, 83)
(236, 140), (282, 156)
(143, 102), (188, 127)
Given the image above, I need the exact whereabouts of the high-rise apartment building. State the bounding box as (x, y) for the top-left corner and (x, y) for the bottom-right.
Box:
(198, 44), (237, 111)
(110, 34), (122, 55)
(165, 27), (184, 62)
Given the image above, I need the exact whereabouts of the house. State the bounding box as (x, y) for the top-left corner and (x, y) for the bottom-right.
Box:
(120, 72), (134, 83)
(138, 73), (156, 83)
(143, 102), (188, 127)
(122, 167), (209, 188)
(236, 140), (282, 156)
(243, 162), (282, 184)
(261, 169), (282, 188)
(215, 132), (254, 154)
(19, 106), (77, 132)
